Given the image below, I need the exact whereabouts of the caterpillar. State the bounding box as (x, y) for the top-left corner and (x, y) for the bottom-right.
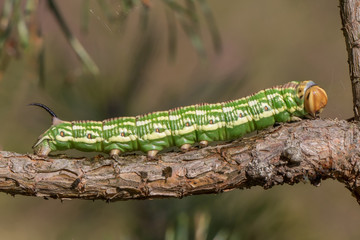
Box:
(31, 81), (327, 158)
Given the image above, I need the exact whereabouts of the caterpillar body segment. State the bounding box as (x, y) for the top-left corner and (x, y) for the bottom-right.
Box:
(31, 81), (328, 158)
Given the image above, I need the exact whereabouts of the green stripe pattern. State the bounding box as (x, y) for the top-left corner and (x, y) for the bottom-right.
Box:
(38, 81), (308, 154)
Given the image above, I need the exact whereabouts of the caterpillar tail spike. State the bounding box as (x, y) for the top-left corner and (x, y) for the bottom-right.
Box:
(29, 103), (64, 126)
(29, 103), (64, 156)
(30, 81), (327, 158)
(29, 103), (58, 118)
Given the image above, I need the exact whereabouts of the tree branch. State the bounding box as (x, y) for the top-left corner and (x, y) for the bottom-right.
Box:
(340, 0), (360, 120)
(1, 119), (360, 203)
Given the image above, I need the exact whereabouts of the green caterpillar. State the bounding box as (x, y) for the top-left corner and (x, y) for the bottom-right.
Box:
(31, 81), (327, 158)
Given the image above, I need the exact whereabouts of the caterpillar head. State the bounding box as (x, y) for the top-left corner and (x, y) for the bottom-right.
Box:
(297, 81), (328, 118)
(30, 103), (73, 156)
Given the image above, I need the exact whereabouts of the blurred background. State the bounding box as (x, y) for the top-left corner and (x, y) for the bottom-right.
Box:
(0, 0), (358, 239)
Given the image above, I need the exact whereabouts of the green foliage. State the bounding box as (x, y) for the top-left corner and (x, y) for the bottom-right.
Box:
(135, 192), (298, 240)
(81, 0), (221, 58)
(0, 0), (221, 83)
(0, 0), (37, 78)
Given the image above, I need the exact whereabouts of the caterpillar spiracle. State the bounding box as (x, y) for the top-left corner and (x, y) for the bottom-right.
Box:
(31, 81), (327, 158)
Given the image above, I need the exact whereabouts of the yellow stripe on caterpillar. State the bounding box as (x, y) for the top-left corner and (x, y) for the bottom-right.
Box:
(142, 130), (172, 140)
(73, 137), (103, 144)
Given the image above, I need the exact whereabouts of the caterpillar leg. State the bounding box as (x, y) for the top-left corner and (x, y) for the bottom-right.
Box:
(290, 116), (302, 122)
(33, 141), (51, 156)
(35, 147), (51, 157)
(110, 149), (121, 160)
(147, 150), (159, 159)
(181, 143), (192, 152)
(199, 140), (208, 148)
(110, 149), (121, 157)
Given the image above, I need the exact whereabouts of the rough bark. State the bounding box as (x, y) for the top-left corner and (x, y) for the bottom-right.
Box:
(1, 119), (360, 203)
(340, 0), (360, 120)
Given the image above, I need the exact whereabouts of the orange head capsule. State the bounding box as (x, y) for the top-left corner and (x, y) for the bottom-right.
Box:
(296, 81), (328, 118)
(304, 85), (328, 117)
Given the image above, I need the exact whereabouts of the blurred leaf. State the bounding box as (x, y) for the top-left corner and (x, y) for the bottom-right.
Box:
(165, 8), (177, 61)
(17, 13), (29, 48)
(163, 0), (209, 58)
(194, 211), (210, 240)
(96, 0), (113, 20)
(24, 0), (37, 16)
(10, 0), (29, 48)
(185, 0), (198, 22)
(0, 26), (12, 56)
(164, 210), (239, 240)
(165, 226), (175, 240)
(122, 0), (135, 10)
(0, 0), (14, 51)
(0, 0), (41, 80)
(140, 2), (150, 30)
(0, 0), (221, 84)
(80, 0), (220, 60)
(175, 213), (189, 240)
(213, 229), (231, 240)
(47, 0), (99, 75)
(81, 0), (90, 32)
(163, 0), (192, 16)
(197, 0), (222, 53)
(0, 0), (13, 30)
(38, 36), (45, 87)
(120, 0), (138, 23)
